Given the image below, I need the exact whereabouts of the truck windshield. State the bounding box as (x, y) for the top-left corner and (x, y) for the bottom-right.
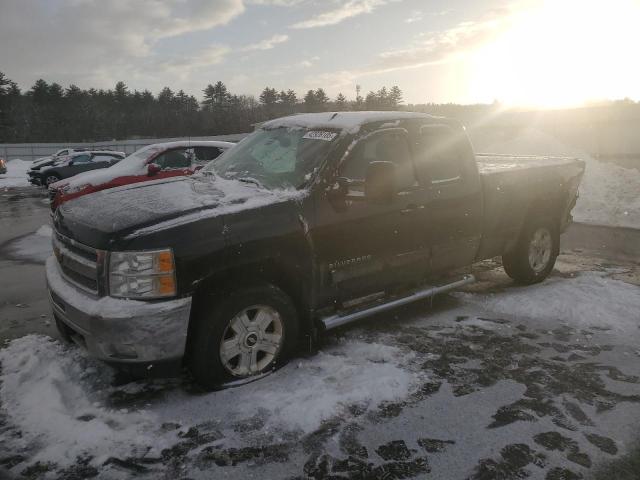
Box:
(202, 127), (340, 189)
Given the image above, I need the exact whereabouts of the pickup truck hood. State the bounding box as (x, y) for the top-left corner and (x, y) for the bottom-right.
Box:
(54, 176), (303, 248)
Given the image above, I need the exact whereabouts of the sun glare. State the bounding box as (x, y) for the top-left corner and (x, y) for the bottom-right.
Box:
(469, 0), (640, 108)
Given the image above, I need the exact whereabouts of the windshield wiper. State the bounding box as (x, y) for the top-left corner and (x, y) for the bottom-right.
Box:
(238, 177), (263, 188)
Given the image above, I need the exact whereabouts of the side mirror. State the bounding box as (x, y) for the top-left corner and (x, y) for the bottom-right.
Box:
(147, 163), (161, 176)
(365, 161), (396, 203)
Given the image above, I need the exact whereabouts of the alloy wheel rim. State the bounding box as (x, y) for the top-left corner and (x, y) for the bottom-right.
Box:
(528, 227), (552, 274)
(45, 176), (58, 186)
(219, 305), (284, 377)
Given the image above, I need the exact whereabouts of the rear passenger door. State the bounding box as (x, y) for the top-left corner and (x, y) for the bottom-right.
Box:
(414, 124), (483, 274)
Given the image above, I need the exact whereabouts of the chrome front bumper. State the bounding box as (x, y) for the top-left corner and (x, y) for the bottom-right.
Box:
(45, 257), (192, 363)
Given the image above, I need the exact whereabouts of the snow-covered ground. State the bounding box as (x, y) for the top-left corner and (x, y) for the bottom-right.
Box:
(1, 258), (639, 479)
(3, 224), (52, 263)
(477, 128), (640, 229)
(0, 159), (31, 188)
(455, 271), (640, 333)
(0, 335), (419, 469)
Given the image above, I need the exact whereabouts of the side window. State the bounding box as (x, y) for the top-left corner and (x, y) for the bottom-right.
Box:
(153, 148), (192, 170)
(415, 125), (466, 185)
(341, 130), (415, 191)
(72, 154), (91, 164)
(194, 146), (222, 164)
(92, 155), (114, 162)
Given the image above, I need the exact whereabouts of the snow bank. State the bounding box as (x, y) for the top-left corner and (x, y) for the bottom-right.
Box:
(0, 335), (418, 468)
(203, 340), (418, 432)
(0, 335), (165, 464)
(477, 128), (640, 229)
(455, 272), (640, 332)
(4, 224), (52, 263)
(0, 159), (31, 188)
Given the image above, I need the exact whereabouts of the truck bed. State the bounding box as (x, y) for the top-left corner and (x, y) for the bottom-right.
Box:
(475, 153), (586, 261)
(476, 153), (583, 173)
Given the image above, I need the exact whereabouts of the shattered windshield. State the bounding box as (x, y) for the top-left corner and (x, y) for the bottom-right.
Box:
(202, 126), (340, 189)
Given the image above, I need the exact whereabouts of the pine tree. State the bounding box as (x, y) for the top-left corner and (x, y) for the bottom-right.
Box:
(389, 86), (403, 108)
(211, 81), (230, 108)
(259, 87), (278, 106)
(303, 90), (316, 112)
(315, 88), (329, 111)
(335, 93), (347, 111)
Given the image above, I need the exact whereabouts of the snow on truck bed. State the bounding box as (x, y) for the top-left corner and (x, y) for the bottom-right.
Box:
(476, 153), (582, 174)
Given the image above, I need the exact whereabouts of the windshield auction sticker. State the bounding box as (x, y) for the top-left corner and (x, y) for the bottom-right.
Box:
(303, 131), (338, 141)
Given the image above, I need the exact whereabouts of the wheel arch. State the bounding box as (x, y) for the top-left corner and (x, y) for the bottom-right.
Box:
(507, 190), (565, 256)
(185, 258), (313, 360)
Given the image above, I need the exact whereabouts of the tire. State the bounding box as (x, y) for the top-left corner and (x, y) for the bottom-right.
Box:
(502, 216), (559, 285)
(188, 284), (299, 389)
(44, 173), (61, 187)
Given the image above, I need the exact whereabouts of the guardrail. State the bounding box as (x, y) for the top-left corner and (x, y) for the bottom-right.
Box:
(0, 134), (249, 161)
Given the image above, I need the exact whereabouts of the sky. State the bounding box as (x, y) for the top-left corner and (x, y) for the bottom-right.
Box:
(0, 0), (639, 107)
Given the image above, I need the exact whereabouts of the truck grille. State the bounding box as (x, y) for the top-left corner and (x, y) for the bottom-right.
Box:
(52, 231), (103, 294)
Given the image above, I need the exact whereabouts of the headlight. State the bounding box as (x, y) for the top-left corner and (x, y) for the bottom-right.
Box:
(109, 249), (176, 299)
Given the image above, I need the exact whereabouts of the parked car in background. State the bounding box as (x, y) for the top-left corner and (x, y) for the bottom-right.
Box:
(27, 148), (110, 185)
(36, 151), (125, 187)
(0, 158), (6, 175)
(49, 140), (234, 210)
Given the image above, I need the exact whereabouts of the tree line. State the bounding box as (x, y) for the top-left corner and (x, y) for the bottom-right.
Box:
(0, 72), (404, 143)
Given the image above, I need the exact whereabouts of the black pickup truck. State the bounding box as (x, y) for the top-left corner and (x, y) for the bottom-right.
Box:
(47, 112), (585, 388)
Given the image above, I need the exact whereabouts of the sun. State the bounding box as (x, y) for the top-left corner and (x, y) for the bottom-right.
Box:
(468, 0), (640, 108)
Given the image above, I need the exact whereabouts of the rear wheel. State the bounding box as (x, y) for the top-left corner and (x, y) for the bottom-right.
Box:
(502, 216), (559, 285)
(44, 173), (61, 187)
(188, 284), (298, 389)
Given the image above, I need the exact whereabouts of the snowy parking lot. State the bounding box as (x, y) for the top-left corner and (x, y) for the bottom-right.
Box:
(1, 183), (640, 479)
(1, 131), (640, 479)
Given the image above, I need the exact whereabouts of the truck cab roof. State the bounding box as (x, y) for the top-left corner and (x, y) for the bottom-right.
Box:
(262, 111), (444, 134)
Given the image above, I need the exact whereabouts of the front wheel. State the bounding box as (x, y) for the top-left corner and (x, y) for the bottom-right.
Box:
(44, 173), (61, 187)
(188, 284), (299, 389)
(502, 217), (559, 285)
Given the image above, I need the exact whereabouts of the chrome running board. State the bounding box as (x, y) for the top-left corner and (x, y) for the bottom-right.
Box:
(320, 275), (475, 331)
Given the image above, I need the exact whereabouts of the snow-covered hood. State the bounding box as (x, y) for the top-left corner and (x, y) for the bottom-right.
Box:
(52, 166), (128, 192)
(55, 176), (304, 246)
(29, 157), (58, 170)
(32, 156), (53, 166)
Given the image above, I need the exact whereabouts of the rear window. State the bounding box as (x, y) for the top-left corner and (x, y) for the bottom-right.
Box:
(415, 125), (467, 185)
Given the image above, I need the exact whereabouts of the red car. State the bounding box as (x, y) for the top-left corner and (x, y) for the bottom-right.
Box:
(49, 140), (234, 210)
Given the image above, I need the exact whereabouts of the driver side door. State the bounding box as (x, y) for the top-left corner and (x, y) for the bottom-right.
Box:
(312, 128), (430, 308)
